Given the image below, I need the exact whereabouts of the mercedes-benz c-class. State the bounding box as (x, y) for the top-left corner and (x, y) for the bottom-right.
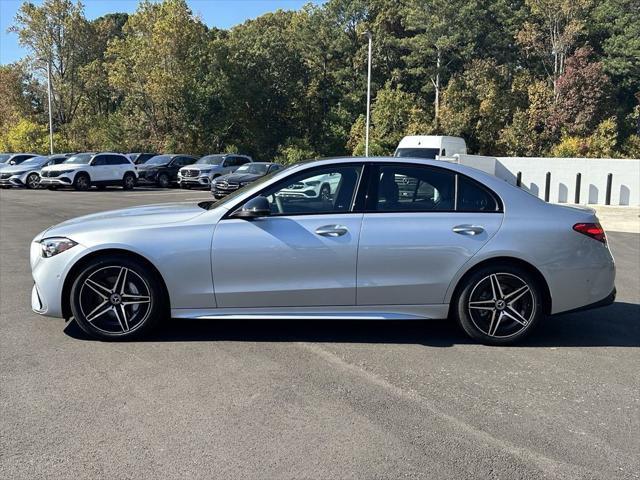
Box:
(30, 157), (616, 345)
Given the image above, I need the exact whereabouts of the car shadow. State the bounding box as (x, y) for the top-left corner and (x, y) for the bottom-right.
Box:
(63, 302), (640, 347)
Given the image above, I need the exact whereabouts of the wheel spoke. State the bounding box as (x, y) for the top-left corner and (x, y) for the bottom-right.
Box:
(505, 285), (530, 304)
(113, 304), (130, 332)
(113, 267), (128, 294)
(469, 299), (496, 311)
(488, 311), (502, 336)
(503, 307), (529, 326)
(122, 293), (151, 305)
(490, 274), (504, 299)
(85, 279), (111, 299)
(86, 301), (112, 323)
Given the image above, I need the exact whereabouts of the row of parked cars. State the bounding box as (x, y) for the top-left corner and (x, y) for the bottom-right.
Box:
(0, 151), (284, 199)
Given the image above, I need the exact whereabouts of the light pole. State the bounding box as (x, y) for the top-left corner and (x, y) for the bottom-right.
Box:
(46, 58), (54, 154)
(364, 30), (372, 157)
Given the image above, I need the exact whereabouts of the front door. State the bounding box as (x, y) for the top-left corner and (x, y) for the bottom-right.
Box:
(357, 163), (504, 305)
(212, 164), (364, 308)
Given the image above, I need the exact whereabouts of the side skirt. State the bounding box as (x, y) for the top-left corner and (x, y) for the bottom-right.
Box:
(171, 304), (450, 321)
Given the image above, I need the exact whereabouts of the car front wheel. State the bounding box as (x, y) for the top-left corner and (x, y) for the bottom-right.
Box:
(73, 173), (91, 191)
(157, 173), (170, 188)
(70, 255), (166, 340)
(453, 264), (544, 345)
(26, 173), (40, 189)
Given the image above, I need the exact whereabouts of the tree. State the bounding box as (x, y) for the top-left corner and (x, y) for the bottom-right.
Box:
(548, 47), (612, 136)
(11, 0), (92, 126)
(516, 0), (593, 95)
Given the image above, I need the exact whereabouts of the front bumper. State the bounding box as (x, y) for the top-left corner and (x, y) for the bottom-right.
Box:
(179, 175), (212, 187)
(30, 239), (88, 318)
(40, 176), (73, 186)
(0, 172), (29, 187)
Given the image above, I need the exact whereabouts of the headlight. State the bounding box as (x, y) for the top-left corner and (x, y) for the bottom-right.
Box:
(11, 171), (27, 176)
(199, 169), (212, 174)
(239, 182), (250, 187)
(40, 237), (77, 258)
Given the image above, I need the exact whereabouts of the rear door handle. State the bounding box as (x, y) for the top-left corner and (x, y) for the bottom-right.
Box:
(315, 225), (348, 237)
(452, 224), (485, 236)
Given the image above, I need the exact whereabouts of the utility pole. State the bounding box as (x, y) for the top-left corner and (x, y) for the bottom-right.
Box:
(364, 30), (372, 157)
(47, 58), (54, 154)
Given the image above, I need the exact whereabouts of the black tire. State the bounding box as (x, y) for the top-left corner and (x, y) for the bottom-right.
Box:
(73, 173), (91, 191)
(122, 172), (136, 190)
(70, 255), (167, 341)
(26, 173), (40, 189)
(319, 184), (331, 202)
(453, 263), (545, 346)
(157, 173), (170, 188)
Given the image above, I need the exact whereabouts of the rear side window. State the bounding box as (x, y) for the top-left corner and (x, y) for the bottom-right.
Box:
(372, 165), (456, 212)
(235, 157), (250, 166)
(457, 176), (500, 212)
(107, 155), (130, 165)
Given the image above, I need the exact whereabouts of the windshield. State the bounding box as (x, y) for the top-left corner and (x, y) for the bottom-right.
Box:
(145, 155), (172, 165)
(394, 148), (440, 159)
(0, 154), (11, 163)
(64, 153), (93, 164)
(21, 156), (48, 165)
(236, 164), (269, 175)
(196, 155), (224, 165)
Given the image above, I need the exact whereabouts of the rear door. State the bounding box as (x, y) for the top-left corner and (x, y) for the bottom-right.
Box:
(356, 163), (504, 306)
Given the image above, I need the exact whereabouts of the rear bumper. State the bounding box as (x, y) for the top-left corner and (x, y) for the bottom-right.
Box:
(558, 288), (616, 315)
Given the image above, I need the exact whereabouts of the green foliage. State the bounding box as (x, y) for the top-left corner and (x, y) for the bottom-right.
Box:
(0, 118), (49, 153)
(3, 0), (638, 158)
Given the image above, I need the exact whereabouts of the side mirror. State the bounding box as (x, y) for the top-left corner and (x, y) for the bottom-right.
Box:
(232, 196), (271, 219)
(9, 160), (16, 165)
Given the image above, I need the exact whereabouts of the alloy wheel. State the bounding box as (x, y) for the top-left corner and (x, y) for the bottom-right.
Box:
(27, 173), (40, 189)
(467, 273), (535, 338)
(78, 266), (152, 335)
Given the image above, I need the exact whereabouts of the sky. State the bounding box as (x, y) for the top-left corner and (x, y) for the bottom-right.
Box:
(0, 0), (323, 65)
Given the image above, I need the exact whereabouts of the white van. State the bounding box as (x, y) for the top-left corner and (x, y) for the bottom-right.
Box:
(394, 136), (467, 159)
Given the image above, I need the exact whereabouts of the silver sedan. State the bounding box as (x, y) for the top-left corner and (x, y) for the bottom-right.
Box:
(30, 157), (616, 345)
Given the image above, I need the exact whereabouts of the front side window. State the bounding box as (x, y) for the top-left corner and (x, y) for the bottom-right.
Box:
(260, 165), (362, 216)
(372, 165), (455, 212)
(91, 156), (107, 166)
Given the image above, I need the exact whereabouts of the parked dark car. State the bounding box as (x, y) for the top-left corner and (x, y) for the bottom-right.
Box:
(128, 153), (159, 165)
(211, 162), (283, 199)
(136, 154), (197, 188)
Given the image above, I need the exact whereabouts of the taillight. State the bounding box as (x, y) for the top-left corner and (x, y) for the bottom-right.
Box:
(573, 222), (606, 244)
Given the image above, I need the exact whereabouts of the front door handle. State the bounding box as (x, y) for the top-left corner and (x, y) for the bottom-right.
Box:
(315, 225), (348, 237)
(452, 224), (485, 236)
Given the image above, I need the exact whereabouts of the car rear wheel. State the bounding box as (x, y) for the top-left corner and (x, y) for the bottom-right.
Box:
(453, 264), (544, 345)
(73, 173), (90, 191)
(70, 255), (166, 340)
(319, 184), (331, 202)
(122, 172), (136, 190)
(157, 173), (170, 188)
(26, 173), (40, 189)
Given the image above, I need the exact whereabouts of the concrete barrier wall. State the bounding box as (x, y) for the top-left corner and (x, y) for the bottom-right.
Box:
(455, 155), (640, 206)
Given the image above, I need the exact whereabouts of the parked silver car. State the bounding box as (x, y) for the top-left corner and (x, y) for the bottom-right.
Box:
(30, 157), (615, 344)
(178, 154), (252, 189)
(0, 154), (69, 189)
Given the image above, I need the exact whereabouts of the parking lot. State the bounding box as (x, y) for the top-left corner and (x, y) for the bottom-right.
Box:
(1, 187), (638, 479)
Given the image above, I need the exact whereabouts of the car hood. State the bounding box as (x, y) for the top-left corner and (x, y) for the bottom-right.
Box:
(42, 163), (84, 172)
(2, 163), (42, 174)
(38, 202), (207, 241)
(217, 172), (262, 183)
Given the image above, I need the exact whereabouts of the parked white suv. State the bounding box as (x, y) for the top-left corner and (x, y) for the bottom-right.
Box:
(40, 152), (138, 191)
(276, 172), (341, 201)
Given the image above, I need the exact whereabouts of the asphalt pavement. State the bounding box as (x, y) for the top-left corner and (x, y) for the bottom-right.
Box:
(1, 187), (639, 479)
